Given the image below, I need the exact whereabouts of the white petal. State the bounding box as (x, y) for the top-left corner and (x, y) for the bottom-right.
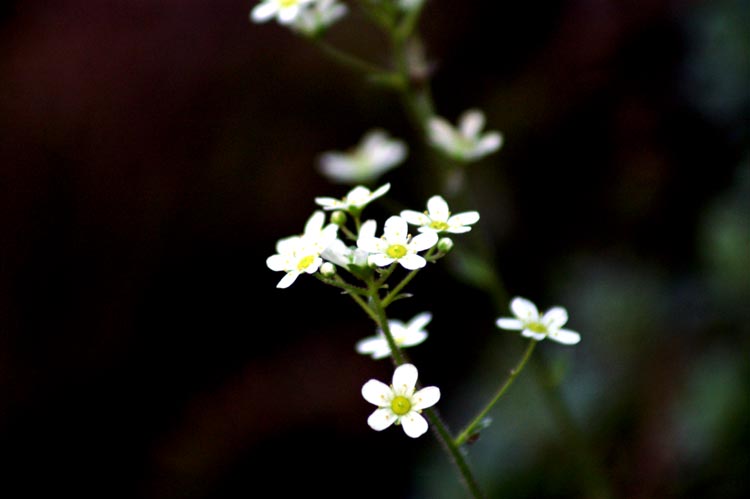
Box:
(303, 210), (325, 235)
(400, 210), (431, 227)
(401, 412), (429, 438)
(428, 118), (456, 149)
(361, 379), (392, 407)
(383, 216), (409, 243)
(510, 296), (539, 321)
(476, 132), (502, 155)
(407, 312), (432, 332)
(459, 109), (485, 138)
(543, 306), (569, 329)
(369, 253), (396, 267)
(397, 253), (426, 270)
(358, 219), (377, 240)
(411, 386), (440, 410)
(426, 195), (450, 220)
(314, 196), (340, 209)
(398, 329), (428, 348)
(275, 235), (300, 254)
(250, 2), (278, 22)
(391, 363), (418, 396)
(355, 336), (389, 357)
(447, 211), (480, 228)
(367, 408), (396, 431)
(548, 328), (581, 345)
(266, 254), (287, 272)
(370, 182), (391, 200)
(277, 5), (300, 24)
(496, 318), (523, 330)
(409, 231), (438, 252)
(276, 271), (299, 289)
(356, 236), (383, 254)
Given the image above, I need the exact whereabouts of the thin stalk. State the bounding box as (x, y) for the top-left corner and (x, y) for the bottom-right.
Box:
(455, 340), (537, 446)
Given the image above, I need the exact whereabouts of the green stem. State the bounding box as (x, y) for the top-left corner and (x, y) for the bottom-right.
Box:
(371, 291), (484, 499)
(310, 37), (401, 86)
(455, 339), (537, 447)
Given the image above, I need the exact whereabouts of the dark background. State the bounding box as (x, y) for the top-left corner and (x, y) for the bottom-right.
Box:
(1, 1), (748, 498)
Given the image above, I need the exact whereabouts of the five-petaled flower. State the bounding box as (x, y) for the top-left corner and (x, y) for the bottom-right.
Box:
(361, 363), (440, 438)
(317, 129), (407, 185)
(495, 296), (581, 345)
(357, 216), (438, 270)
(356, 312), (432, 359)
(250, 0), (314, 25)
(315, 183), (390, 215)
(428, 108), (503, 162)
(266, 210), (338, 288)
(401, 195), (480, 234)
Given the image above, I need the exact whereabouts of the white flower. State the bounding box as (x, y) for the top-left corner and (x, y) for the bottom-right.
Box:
(292, 0), (348, 36)
(428, 108), (503, 162)
(317, 129), (407, 185)
(361, 363), (440, 438)
(320, 238), (369, 269)
(314, 183), (390, 213)
(357, 216), (438, 270)
(400, 195), (480, 234)
(266, 210), (338, 288)
(250, 0), (314, 25)
(495, 296), (581, 345)
(356, 312), (432, 359)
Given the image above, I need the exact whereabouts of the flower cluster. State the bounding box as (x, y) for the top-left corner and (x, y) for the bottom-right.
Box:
(250, 0), (347, 35)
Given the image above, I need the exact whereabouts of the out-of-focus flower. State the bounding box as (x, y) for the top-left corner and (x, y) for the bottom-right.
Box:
(428, 109), (503, 162)
(318, 129), (407, 185)
(292, 0), (348, 36)
(250, 0), (314, 25)
(355, 312), (432, 359)
(315, 183), (390, 214)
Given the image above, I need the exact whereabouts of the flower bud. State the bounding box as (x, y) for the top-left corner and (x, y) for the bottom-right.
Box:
(320, 262), (337, 277)
(330, 210), (347, 226)
(437, 237), (454, 253)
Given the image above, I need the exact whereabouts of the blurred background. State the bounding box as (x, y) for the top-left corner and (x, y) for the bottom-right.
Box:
(1, 0), (748, 498)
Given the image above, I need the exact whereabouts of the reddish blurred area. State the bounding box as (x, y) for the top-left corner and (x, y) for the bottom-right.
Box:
(1, 1), (747, 498)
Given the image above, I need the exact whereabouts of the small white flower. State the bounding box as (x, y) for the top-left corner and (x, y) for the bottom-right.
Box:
(320, 238), (370, 269)
(292, 0), (348, 36)
(495, 296), (581, 345)
(314, 183), (390, 214)
(428, 108), (503, 162)
(317, 129), (407, 185)
(266, 210), (338, 288)
(361, 363), (440, 438)
(356, 312), (432, 359)
(357, 216), (438, 270)
(400, 195), (480, 234)
(250, 0), (314, 25)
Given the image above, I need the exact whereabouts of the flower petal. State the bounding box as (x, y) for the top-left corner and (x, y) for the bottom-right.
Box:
(391, 363), (418, 396)
(355, 336), (390, 359)
(543, 306), (569, 329)
(401, 412), (429, 438)
(448, 211), (480, 228)
(411, 386), (440, 411)
(276, 271), (299, 289)
(409, 231), (439, 252)
(397, 253), (426, 270)
(459, 109), (485, 138)
(426, 195), (450, 220)
(548, 328), (581, 345)
(510, 296), (539, 321)
(250, 2), (278, 23)
(407, 312), (432, 332)
(496, 318), (523, 330)
(361, 379), (392, 407)
(383, 216), (409, 243)
(400, 209), (431, 227)
(367, 408), (396, 431)
(369, 253), (396, 267)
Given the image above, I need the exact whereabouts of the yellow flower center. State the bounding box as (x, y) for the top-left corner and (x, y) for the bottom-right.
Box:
(279, 0), (299, 7)
(297, 255), (315, 270)
(386, 244), (407, 259)
(429, 220), (450, 231)
(391, 395), (412, 416)
(527, 321), (548, 334)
